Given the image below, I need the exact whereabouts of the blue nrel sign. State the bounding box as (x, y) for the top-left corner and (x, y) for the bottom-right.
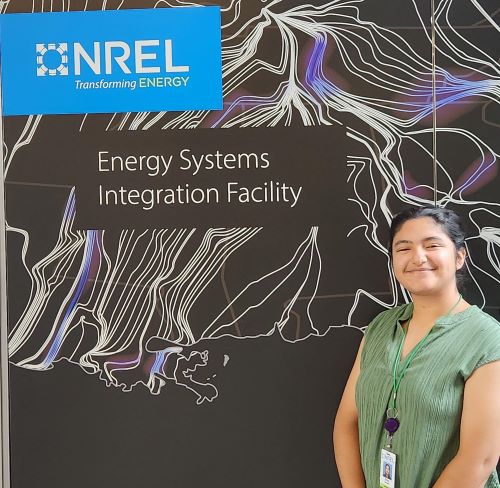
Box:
(0, 7), (222, 115)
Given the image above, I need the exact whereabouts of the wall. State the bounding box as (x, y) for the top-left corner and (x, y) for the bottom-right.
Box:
(1, 1), (499, 487)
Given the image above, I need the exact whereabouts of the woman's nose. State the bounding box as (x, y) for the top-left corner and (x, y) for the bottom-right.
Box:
(412, 248), (427, 264)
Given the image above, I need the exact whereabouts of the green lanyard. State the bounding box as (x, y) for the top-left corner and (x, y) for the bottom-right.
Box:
(389, 294), (463, 412)
(383, 295), (463, 449)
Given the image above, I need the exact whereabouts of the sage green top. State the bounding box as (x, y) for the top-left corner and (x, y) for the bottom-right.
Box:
(355, 304), (500, 488)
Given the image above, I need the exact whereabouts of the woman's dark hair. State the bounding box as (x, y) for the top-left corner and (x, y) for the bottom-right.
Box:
(388, 206), (468, 291)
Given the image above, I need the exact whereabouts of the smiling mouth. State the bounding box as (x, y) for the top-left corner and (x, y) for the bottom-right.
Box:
(407, 269), (435, 272)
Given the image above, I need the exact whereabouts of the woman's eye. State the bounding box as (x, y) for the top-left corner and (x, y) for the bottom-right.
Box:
(396, 248), (409, 252)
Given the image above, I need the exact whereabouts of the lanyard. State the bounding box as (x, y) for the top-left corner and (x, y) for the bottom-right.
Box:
(383, 294), (462, 447)
(389, 329), (429, 410)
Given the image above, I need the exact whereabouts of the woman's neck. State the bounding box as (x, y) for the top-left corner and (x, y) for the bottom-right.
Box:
(410, 288), (466, 323)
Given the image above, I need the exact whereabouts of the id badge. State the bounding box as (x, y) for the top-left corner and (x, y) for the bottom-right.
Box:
(379, 448), (396, 488)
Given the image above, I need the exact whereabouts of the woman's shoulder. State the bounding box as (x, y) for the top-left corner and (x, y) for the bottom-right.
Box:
(456, 306), (500, 377)
(367, 303), (412, 329)
(359, 304), (410, 364)
(362, 303), (411, 343)
(454, 305), (500, 338)
(469, 306), (500, 347)
(468, 305), (500, 328)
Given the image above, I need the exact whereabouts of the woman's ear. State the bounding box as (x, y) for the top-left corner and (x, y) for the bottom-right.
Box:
(456, 247), (466, 270)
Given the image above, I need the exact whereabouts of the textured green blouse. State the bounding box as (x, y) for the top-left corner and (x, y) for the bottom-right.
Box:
(355, 304), (500, 488)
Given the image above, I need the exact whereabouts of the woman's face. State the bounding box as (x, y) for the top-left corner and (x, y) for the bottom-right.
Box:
(391, 217), (466, 296)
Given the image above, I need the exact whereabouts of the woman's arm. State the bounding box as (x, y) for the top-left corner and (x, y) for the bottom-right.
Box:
(333, 337), (366, 488)
(432, 360), (500, 488)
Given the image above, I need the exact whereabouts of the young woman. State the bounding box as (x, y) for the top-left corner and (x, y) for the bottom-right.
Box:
(333, 206), (500, 487)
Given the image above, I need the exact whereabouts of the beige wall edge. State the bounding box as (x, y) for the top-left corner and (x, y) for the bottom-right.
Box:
(0, 74), (11, 488)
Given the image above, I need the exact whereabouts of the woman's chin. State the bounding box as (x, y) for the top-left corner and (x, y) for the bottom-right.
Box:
(405, 283), (440, 297)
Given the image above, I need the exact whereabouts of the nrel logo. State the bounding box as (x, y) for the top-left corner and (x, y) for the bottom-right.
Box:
(36, 43), (69, 76)
(0, 8), (222, 115)
(35, 39), (191, 90)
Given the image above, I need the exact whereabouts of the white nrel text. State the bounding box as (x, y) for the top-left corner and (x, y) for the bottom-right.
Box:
(73, 40), (189, 75)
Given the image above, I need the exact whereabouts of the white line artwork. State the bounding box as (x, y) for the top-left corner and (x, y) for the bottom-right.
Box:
(4, 0), (499, 403)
